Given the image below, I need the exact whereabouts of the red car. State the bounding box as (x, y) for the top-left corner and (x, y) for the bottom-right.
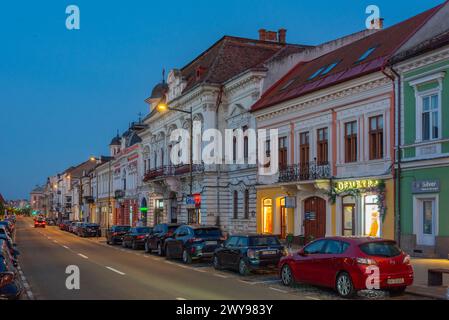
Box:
(279, 237), (413, 298)
(34, 217), (46, 228)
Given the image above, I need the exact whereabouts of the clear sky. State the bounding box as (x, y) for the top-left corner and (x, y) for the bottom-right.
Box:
(0, 0), (444, 199)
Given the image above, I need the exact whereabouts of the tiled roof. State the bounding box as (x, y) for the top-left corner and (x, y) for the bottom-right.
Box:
(179, 36), (309, 94)
(251, 4), (443, 112)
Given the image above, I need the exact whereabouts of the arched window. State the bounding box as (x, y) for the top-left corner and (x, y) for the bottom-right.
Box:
(233, 191), (239, 219)
(161, 148), (164, 167)
(244, 190), (249, 219)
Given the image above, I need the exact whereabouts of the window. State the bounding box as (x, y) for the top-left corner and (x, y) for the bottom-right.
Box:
(279, 137), (288, 169)
(304, 239), (326, 254)
(262, 199), (273, 234)
(226, 236), (239, 247)
(357, 47), (377, 62)
(308, 67), (326, 80)
(233, 191), (239, 219)
(360, 241), (401, 258)
(323, 240), (347, 254)
(317, 128), (328, 164)
(345, 121), (357, 163)
(244, 190), (249, 219)
(369, 115), (384, 160)
(299, 132), (310, 165)
(243, 126), (249, 160)
(321, 61), (340, 76)
(160, 148), (164, 167)
(422, 200), (434, 235)
(422, 94), (439, 141)
(264, 139), (271, 168)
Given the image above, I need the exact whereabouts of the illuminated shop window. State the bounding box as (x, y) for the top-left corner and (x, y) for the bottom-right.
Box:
(365, 195), (380, 237)
(262, 199), (273, 234)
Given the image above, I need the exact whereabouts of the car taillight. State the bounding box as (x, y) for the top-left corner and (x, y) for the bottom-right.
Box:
(136, 235), (145, 240)
(112, 232), (118, 236)
(188, 238), (202, 243)
(356, 257), (377, 266)
(403, 254), (411, 265)
(247, 249), (257, 259)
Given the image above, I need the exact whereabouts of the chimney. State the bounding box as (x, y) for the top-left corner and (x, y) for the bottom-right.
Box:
(259, 29), (267, 41)
(278, 29), (287, 44)
(369, 18), (384, 30)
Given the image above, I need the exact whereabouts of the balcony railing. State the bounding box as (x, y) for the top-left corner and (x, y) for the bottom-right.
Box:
(143, 163), (205, 182)
(279, 161), (331, 183)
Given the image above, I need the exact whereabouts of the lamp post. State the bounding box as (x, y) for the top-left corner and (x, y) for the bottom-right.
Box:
(156, 102), (194, 219)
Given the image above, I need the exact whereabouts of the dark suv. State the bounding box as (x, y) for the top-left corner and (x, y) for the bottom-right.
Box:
(165, 225), (224, 264)
(77, 223), (101, 237)
(213, 234), (285, 275)
(106, 225), (131, 245)
(144, 223), (182, 255)
(122, 227), (152, 250)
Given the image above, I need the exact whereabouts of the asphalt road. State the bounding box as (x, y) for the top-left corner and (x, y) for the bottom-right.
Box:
(14, 217), (426, 300)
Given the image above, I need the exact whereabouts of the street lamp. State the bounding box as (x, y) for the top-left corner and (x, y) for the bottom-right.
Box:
(156, 101), (194, 219)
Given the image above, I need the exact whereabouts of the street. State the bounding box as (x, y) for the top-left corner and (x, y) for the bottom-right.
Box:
(14, 217), (425, 300)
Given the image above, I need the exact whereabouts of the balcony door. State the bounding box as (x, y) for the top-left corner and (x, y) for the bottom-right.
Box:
(299, 132), (310, 180)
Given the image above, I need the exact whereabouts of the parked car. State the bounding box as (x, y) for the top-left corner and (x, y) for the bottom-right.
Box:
(279, 237), (414, 298)
(34, 217), (46, 228)
(144, 223), (182, 255)
(0, 221), (13, 235)
(77, 223), (101, 237)
(69, 221), (82, 234)
(106, 225), (131, 245)
(0, 233), (19, 267)
(213, 234), (285, 275)
(165, 225), (224, 264)
(45, 218), (56, 226)
(59, 220), (71, 231)
(0, 226), (9, 238)
(122, 227), (152, 250)
(0, 239), (23, 300)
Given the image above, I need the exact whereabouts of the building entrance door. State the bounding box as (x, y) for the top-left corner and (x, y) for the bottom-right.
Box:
(304, 197), (326, 242)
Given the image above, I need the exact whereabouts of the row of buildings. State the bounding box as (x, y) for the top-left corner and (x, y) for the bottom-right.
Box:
(33, 2), (449, 258)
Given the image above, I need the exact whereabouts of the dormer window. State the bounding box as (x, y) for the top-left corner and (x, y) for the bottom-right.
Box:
(196, 66), (207, 80)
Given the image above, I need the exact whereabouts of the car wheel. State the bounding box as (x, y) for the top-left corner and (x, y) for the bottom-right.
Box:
(281, 264), (294, 286)
(144, 242), (150, 253)
(213, 255), (222, 270)
(388, 286), (407, 297)
(132, 241), (138, 250)
(238, 259), (249, 276)
(182, 249), (192, 264)
(336, 272), (356, 298)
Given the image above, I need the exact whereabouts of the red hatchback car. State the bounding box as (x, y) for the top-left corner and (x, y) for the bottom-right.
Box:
(279, 237), (413, 298)
(34, 217), (46, 228)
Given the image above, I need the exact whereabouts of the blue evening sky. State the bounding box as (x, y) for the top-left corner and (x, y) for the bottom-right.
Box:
(0, 0), (443, 199)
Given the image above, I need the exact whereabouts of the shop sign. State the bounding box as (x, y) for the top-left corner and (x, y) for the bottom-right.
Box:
(186, 194), (201, 209)
(305, 211), (316, 221)
(412, 180), (440, 194)
(335, 179), (380, 192)
(285, 197), (296, 209)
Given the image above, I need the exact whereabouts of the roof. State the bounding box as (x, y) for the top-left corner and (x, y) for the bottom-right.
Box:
(109, 134), (121, 146)
(30, 185), (45, 193)
(0, 193), (5, 204)
(67, 160), (98, 179)
(391, 29), (449, 64)
(251, 4), (443, 112)
(150, 82), (169, 99)
(178, 36), (309, 95)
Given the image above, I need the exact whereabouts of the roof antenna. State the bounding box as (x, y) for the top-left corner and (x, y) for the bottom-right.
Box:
(138, 112), (142, 123)
(162, 68), (166, 84)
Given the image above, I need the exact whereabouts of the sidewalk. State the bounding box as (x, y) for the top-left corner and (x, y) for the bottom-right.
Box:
(406, 258), (449, 300)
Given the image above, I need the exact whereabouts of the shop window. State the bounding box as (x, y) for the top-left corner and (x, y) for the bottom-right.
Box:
(317, 128), (328, 164)
(369, 115), (384, 160)
(262, 199), (273, 234)
(345, 121), (357, 163)
(364, 195), (380, 237)
(342, 196), (355, 236)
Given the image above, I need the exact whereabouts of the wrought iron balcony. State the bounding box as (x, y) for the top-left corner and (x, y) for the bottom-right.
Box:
(279, 161), (331, 183)
(143, 163), (205, 182)
(114, 190), (126, 199)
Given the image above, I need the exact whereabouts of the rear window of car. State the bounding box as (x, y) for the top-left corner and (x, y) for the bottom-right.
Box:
(136, 227), (151, 234)
(194, 228), (222, 238)
(249, 236), (280, 246)
(360, 241), (401, 257)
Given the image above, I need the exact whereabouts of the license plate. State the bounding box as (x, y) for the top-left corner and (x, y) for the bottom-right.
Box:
(205, 241), (217, 246)
(262, 250), (277, 255)
(387, 278), (404, 285)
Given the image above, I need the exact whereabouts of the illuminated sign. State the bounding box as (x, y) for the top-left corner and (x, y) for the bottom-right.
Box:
(186, 194), (201, 209)
(335, 179), (380, 192)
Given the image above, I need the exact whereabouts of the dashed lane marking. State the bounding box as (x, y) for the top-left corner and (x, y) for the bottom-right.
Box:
(213, 273), (229, 278)
(78, 253), (89, 259)
(106, 267), (126, 275)
(305, 296), (321, 300)
(62, 245), (69, 249)
(176, 297), (187, 300)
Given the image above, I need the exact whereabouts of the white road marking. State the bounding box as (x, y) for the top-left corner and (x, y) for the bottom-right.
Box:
(269, 287), (288, 294)
(17, 265), (34, 300)
(176, 297), (187, 300)
(164, 260), (176, 265)
(247, 279), (280, 285)
(106, 267), (126, 275)
(305, 296), (321, 300)
(78, 253), (89, 259)
(213, 273), (228, 278)
(193, 268), (207, 273)
(63, 245), (69, 249)
(53, 240), (58, 243)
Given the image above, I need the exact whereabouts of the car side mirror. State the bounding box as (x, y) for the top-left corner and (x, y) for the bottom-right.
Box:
(298, 248), (306, 256)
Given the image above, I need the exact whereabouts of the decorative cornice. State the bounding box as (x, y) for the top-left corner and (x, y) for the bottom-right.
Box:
(395, 47), (449, 74)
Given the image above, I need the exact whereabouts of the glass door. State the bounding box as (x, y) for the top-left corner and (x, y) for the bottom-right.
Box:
(419, 199), (436, 246)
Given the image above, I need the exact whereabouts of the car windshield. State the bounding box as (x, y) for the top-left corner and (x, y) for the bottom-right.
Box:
(249, 236), (280, 247)
(136, 227), (151, 234)
(194, 228), (222, 238)
(360, 241), (402, 257)
(114, 226), (130, 232)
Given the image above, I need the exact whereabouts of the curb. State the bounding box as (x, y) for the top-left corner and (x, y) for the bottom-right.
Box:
(406, 286), (448, 300)
(17, 265), (34, 300)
